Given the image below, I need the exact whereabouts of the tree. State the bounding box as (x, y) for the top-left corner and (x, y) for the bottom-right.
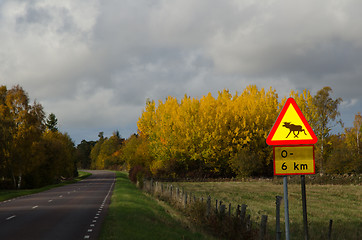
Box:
(24, 130), (77, 188)
(312, 86), (342, 173)
(137, 85), (280, 178)
(353, 113), (362, 156)
(343, 113), (362, 173)
(120, 134), (153, 172)
(98, 132), (124, 169)
(0, 85), (77, 189)
(229, 86), (279, 177)
(46, 113), (58, 132)
(89, 132), (124, 170)
(3, 85), (45, 188)
(90, 132), (105, 169)
(136, 85), (350, 178)
(76, 140), (96, 169)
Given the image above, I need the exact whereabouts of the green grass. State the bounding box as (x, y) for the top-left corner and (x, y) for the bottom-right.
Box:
(98, 172), (214, 240)
(0, 171), (92, 202)
(169, 178), (361, 240)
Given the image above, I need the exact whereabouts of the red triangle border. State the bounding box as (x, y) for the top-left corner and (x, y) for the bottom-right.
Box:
(266, 98), (318, 145)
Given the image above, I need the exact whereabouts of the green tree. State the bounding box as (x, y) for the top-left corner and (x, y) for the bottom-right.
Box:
(24, 130), (77, 187)
(90, 132), (105, 169)
(90, 132), (124, 170)
(98, 132), (124, 169)
(46, 113), (58, 132)
(76, 140), (96, 169)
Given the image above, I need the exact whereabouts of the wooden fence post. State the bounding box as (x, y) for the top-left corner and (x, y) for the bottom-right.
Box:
(236, 204), (241, 217)
(246, 215), (252, 231)
(184, 192), (188, 208)
(328, 219), (333, 240)
(220, 204), (226, 217)
(228, 203), (231, 217)
(259, 215), (268, 240)
(206, 196), (211, 216)
(240, 204), (247, 223)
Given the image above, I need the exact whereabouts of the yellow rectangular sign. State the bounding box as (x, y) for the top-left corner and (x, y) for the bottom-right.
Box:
(273, 145), (315, 175)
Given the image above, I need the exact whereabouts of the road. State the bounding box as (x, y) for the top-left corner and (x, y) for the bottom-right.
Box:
(0, 170), (115, 240)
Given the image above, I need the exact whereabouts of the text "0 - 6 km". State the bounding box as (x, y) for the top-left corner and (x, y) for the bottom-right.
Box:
(273, 145), (315, 175)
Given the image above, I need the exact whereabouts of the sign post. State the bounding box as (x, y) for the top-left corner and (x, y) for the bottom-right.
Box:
(283, 176), (290, 240)
(301, 175), (309, 240)
(266, 98), (317, 240)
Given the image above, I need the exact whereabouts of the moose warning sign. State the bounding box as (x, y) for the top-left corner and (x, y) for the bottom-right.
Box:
(266, 98), (318, 146)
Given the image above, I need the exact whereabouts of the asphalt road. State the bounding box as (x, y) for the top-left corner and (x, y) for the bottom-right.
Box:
(0, 170), (115, 240)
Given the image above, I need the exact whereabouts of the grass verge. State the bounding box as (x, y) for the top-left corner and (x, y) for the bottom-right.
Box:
(0, 171), (92, 202)
(98, 172), (214, 240)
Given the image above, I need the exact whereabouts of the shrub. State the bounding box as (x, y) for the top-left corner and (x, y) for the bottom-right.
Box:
(128, 165), (144, 183)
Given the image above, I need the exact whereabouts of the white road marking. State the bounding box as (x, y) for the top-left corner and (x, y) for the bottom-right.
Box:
(6, 215), (16, 220)
(48, 200), (53, 202)
(32, 205), (38, 209)
(83, 173), (116, 239)
(59, 195), (63, 198)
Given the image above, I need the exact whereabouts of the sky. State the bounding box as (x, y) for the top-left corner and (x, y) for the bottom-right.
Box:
(1, 0), (361, 144)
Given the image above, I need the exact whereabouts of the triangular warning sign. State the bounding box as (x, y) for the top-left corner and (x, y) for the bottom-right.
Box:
(266, 98), (318, 145)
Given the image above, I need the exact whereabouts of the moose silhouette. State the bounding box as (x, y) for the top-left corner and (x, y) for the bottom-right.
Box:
(283, 122), (307, 138)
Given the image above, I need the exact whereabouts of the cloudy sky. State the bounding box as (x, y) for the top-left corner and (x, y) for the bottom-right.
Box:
(1, 0), (361, 144)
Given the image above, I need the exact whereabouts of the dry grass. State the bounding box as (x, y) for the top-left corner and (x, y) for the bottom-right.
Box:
(168, 177), (361, 240)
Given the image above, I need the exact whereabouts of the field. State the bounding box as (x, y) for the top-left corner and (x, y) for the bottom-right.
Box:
(168, 177), (361, 240)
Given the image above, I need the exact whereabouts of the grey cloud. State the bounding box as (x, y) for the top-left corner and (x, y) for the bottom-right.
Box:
(1, 0), (361, 143)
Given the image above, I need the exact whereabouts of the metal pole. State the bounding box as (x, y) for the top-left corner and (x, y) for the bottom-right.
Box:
(283, 176), (290, 240)
(301, 175), (309, 240)
(276, 196), (282, 240)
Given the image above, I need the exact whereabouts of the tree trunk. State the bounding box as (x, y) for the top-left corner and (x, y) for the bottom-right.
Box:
(17, 174), (22, 189)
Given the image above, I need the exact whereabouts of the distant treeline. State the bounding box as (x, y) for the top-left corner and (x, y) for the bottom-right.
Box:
(0, 85), (77, 189)
(78, 85), (362, 179)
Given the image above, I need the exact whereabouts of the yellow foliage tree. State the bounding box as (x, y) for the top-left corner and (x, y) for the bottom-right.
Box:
(137, 85), (280, 178)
